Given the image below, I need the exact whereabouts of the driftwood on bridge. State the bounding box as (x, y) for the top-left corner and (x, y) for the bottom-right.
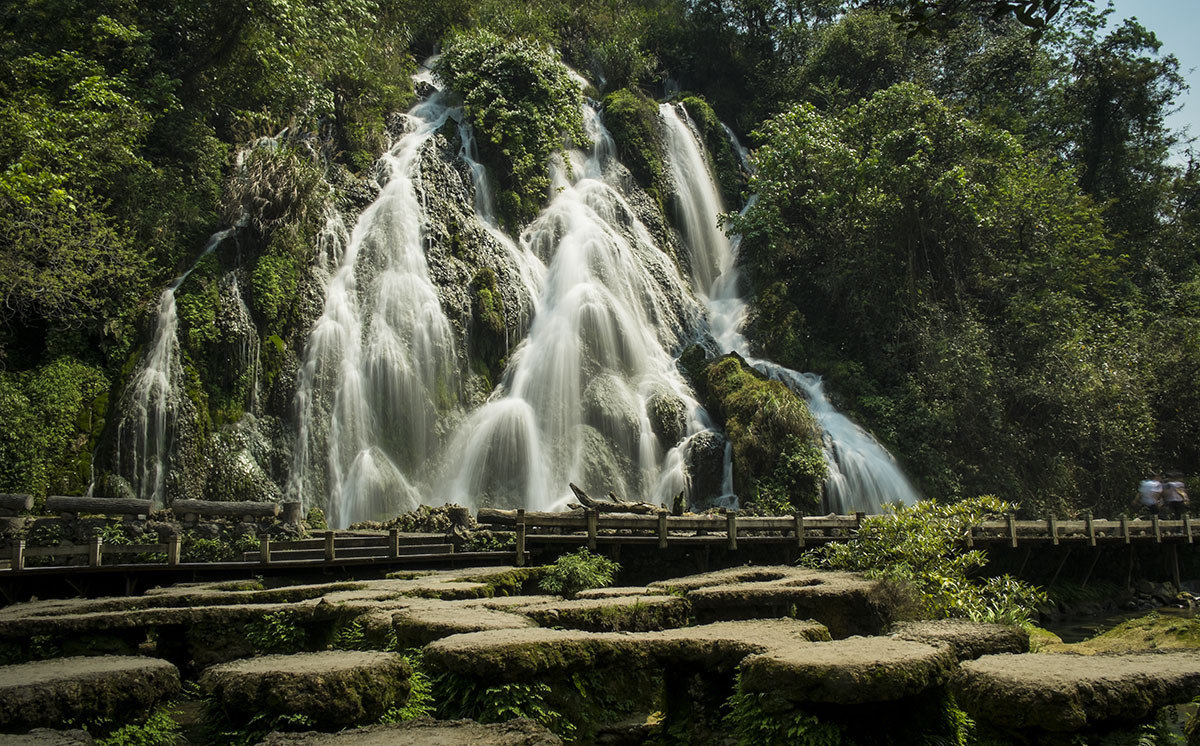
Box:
(568, 483), (658, 514)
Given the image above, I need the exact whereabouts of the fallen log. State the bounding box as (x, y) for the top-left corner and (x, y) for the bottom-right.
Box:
(171, 499), (280, 518)
(569, 483), (657, 514)
(45, 496), (152, 516)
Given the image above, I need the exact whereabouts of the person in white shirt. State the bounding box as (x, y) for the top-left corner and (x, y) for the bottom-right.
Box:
(1162, 473), (1189, 519)
(1136, 476), (1163, 517)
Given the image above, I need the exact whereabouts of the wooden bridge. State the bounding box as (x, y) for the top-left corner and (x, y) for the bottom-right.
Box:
(1, 492), (1195, 598)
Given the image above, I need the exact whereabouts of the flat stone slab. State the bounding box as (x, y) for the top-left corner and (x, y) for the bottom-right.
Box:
(260, 718), (561, 745)
(739, 637), (955, 704)
(0, 730), (94, 745)
(423, 618), (830, 680)
(651, 567), (898, 638)
(574, 586), (668, 599)
(517, 595), (690, 632)
(201, 651), (410, 729)
(0, 656), (179, 731)
(393, 602), (536, 646)
(891, 620), (1030, 661)
(953, 651), (1200, 731)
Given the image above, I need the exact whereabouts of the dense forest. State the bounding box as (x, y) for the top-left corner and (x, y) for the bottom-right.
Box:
(1, 0), (1195, 519)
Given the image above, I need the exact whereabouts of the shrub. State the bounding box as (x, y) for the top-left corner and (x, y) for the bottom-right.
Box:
(538, 548), (620, 599)
(95, 705), (180, 746)
(436, 30), (587, 229)
(245, 610), (306, 654)
(802, 496), (1047, 625)
(602, 88), (667, 204)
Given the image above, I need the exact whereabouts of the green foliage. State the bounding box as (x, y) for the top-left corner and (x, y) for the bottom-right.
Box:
(803, 496), (1047, 624)
(700, 353), (826, 512)
(180, 535), (251, 563)
(731, 82), (1155, 516)
(603, 88), (668, 205)
(304, 507), (328, 532)
(726, 690), (843, 746)
(245, 610), (307, 654)
(95, 705), (180, 746)
(0, 357), (109, 497)
(379, 651), (435, 723)
(436, 29), (587, 228)
(434, 674), (575, 740)
(679, 95), (745, 206)
(538, 548), (620, 599)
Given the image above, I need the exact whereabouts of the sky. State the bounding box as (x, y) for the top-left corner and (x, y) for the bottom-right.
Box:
(1105, 0), (1200, 157)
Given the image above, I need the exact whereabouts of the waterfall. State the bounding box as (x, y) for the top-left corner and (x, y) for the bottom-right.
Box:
(660, 103), (919, 514)
(439, 103), (708, 512)
(286, 91), (459, 529)
(114, 228), (234, 507)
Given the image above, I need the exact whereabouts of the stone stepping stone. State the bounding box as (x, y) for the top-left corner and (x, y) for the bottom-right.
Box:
(259, 718), (561, 745)
(657, 567), (898, 638)
(0, 656), (180, 732)
(200, 651), (410, 729)
(891, 619), (1030, 661)
(423, 618), (831, 680)
(517, 595), (690, 632)
(953, 650), (1200, 731)
(739, 636), (955, 704)
(0, 730), (94, 745)
(392, 602), (535, 647)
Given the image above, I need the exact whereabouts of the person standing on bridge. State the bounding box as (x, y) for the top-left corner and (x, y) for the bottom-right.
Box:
(1135, 475), (1163, 517)
(1163, 473), (1189, 519)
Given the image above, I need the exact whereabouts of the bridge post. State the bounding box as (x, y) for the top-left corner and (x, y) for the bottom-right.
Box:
(1048, 515), (1058, 546)
(586, 509), (598, 552)
(794, 513), (806, 548)
(726, 511), (738, 551)
(12, 539), (24, 572)
(1184, 514), (1193, 545)
(260, 536), (271, 566)
(1152, 515), (1161, 544)
(89, 536), (102, 567)
(1007, 513), (1018, 548)
(657, 510), (668, 549)
(515, 509), (526, 567)
(1121, 517), (1130, 545)
(167, 534), (181, 566)
(1086, 513), (1096, 547)
(389, 529), (399, 559)
(324, 531), (335, 562)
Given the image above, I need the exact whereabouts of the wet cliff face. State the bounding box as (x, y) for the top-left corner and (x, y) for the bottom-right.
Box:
(93, 76), (820, 521)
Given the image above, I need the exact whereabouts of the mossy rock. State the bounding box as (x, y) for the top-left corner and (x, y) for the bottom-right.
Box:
(953, 650), (1200, 732)
(0, 656), (180, 731)
(664, 566), (900, 638)
(891, 619), (1030, 661)
(200, 651), (411, 730)
(694, 353), (826, 511)
(602, 88), (668, 207)
(518, 595), (691, 632)
(2, 730), (95, 745)
(738, 637), (955, 704)
(392, 602), (535, 647)
(259, 718), (562, 744)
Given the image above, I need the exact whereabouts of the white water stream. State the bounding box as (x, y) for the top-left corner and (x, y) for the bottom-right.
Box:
(660, 103), (918, 513)
(283, 70), (916, 524)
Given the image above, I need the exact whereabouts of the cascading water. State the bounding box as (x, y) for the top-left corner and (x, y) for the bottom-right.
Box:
(440, 103), (708, 511)
(114, 227), (235, 507)
(660, 103), (919, 513)
(287, 90), (459, 529)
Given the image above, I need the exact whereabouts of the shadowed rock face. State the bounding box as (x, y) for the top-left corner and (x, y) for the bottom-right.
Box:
(0, 730), (95, 745)
(953, 650), (1200, 731)
(260, 718), (562, 745)
(891, 619), (1030, 661)
(200, 651), (412, 730)
(0, 656), (180, 732)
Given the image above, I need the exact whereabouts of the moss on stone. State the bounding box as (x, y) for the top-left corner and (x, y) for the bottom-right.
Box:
(1038, 611), (1200, 654)
(602, 88), (668, 208)
(679, 94), (747, 207)
(700, 353), (827, 512)
(519, 595), (691, 633)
